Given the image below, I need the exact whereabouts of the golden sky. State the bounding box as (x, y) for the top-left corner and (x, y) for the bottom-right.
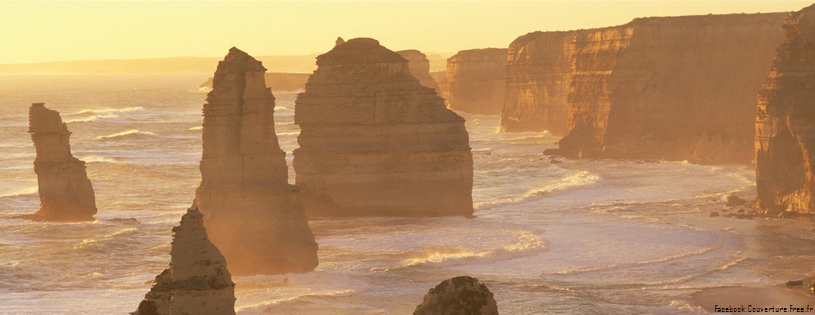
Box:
(0, 1), (810, 64)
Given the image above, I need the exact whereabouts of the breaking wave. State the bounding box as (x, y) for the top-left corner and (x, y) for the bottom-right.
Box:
(475, 171), (601, 210)
(94, 129), (155, 141)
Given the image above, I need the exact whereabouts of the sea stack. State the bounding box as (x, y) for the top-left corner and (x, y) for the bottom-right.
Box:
(397, 49), (440, 92)
(756, 5), (815, 214)
(293, 38), (474, 217)
(132, 208), (236, 315)
(413, 276), (499, 315)
(193, 47), (318, 275)
(25, 103), (96, 221)
(553, 13), (786, 163)
(445, 48), (507, 114)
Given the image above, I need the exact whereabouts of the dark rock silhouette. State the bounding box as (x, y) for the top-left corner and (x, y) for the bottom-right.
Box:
(413, 276), (499, 315)
(24, 103), (96, 221)
(756, 5), (815, 214)
(293, 38), (474, 217)
(193, 47), (318, 275)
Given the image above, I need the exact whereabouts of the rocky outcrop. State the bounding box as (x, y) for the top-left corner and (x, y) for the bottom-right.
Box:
(293, 38), (474, 217)
(413, 276), (498, 315)
(192, 47), (318, 275)
(398, 49), (440, 92)
(24, 103), (96, 221)
(555, 13), (786, 163)
(431, 71), (450, 105)
(199, 72), (310, 91)
(132, 208), (236, 315)
(445, 49), (507, 114)
(501, 31), (579, 135)
(756, 5), (815, 214)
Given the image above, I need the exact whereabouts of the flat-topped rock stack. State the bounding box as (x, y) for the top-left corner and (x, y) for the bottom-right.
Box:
(132, 208), (236, 315)
(397, 49), (440, 93)
(445, 48), (507, 114)
(293, 38), (474, 217)
(193, 47), (318, 275)
(25, 103), (96, 221)
(756, 5), (815, 215)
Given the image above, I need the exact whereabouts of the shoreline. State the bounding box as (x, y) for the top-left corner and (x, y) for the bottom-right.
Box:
(690, 278), (815, 313)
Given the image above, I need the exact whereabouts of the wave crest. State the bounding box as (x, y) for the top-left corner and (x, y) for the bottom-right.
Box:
(95, 129), (155, 141)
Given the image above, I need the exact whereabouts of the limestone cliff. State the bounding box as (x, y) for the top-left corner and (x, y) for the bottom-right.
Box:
(198, 72), (310, 92)
(398, 49), (440, 93)
(501, 31), (579, 135)
(133, 208), (236, 315)
(25, 103), (96, 221)
(413, 276), (499, 315)
(556, 13), (786, 163)
(193, 47), (318, 275)
(756, 5), (815, 214)
(445, 48), (507, 115)
(293, 38), (474, 217)
(431, 70), (450, 105)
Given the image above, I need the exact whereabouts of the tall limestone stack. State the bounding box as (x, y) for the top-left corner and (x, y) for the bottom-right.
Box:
(501, 31), (579, 135)
(25, 103), (96, 221)
(193, 47), (318, 275)
(293, 38), (474, 217)
(413, 276), (499, 315)
(398, 49), (440, 92)
(555, 13), (786, 163)
(132, 208), (236, 315)
(756, 5), (815, 214)
(445, 48), (507, 115)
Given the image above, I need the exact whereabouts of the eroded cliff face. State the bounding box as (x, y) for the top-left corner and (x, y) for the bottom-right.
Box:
(398, 49), (440, 92)
(293, 38), (474, 217)
(501, 31), (578, 135)
(133, 208), (236, 315)
(445, 48), (507, 115)
(25, 103), (96, 221)
(756, 5), (815, 214)
(193, 47), (318, 275)
(557, 13), (786, 163)
(413, 276), (499, 315)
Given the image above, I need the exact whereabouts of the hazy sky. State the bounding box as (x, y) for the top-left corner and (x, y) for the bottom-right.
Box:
(0, 1), (811, 64)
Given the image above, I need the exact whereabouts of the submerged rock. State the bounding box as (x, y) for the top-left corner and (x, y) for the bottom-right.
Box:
(755, 5), (815, 214)
(445, 48), (507, 114)
(726, 195), (748, 207)
(293, 38), (474, 217)
(132, 208), (236, 315)
(24, 103), (96, 221)
(193, 47), (318, 275)
(413, 276), (499, 315)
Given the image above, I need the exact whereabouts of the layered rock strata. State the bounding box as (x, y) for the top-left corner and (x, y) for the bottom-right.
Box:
(397, 49), (440, 92)
(413, 276), (499, 315)
(554, 13), (786, 163)
(25, 103), (96, 221)
(193, 47), (318, 275)
(756, 5), (815, 214)
(133, 208), (236, 315)
(431, 71), (450, 105)
(445, 48), (507, 114)
(199, 72), (310, 92)
(501, 31), (579, 135)
(293, 38), (474, 217)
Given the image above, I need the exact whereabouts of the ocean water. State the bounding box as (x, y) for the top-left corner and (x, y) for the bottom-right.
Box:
(0, 74), (814, 314)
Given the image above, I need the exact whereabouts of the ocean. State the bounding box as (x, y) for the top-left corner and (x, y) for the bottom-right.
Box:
(0, 74), (813, 314)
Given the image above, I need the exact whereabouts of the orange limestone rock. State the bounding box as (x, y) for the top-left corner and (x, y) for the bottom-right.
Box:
(413, 276), (499, 315)
(554, 13), (786, 163)
(501, 31), (579, 135)
(193, 47), (318, 275)
(293, 38), (474, 217)
(397, 49), (440, 92)
(132, 208), (236, 315)
(24, 103), (96, 221)
(756, 5), (815, 214)
(445, 48), (507, 115)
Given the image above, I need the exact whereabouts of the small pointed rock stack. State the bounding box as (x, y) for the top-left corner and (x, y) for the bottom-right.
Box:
(133, 208), (236, 315)
(293, 38), (474, 217)
(756, 4), (815, 214)
(26, 103), (96, 221)
(397, 49), (440, 92)
(193, 47), (318, 275)
(413, 276), (499, 315)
